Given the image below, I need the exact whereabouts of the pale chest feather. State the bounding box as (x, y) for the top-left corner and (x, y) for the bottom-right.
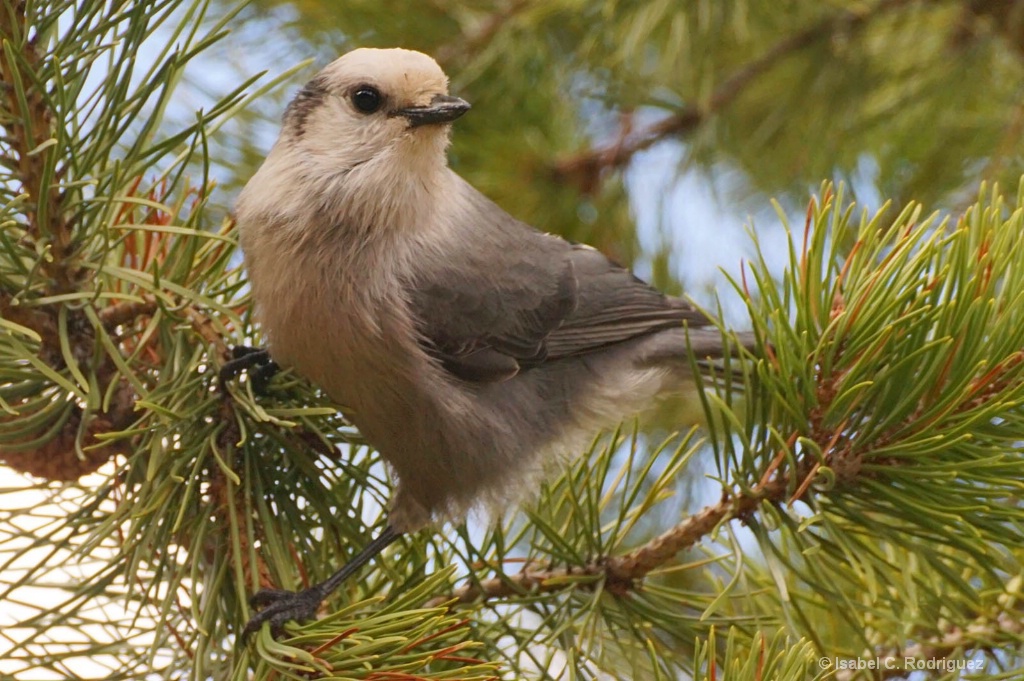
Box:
(242, 222), (428, 412)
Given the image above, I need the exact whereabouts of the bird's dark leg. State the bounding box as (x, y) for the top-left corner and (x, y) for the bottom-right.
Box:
(219, 346), (279, 394)
(242, 524), (402, 639)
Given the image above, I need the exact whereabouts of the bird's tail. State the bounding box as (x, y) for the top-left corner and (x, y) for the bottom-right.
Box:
(636, 326), (761, 393)
(635, 327), (757, 363)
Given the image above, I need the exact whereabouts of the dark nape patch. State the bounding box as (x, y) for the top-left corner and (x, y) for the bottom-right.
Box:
(284, 75), (329, 137)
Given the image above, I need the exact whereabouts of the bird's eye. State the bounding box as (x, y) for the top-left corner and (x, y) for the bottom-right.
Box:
(351, 86), (383, 114)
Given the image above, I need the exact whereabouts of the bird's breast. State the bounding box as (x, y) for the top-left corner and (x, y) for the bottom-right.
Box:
(245, 237), (429, 414)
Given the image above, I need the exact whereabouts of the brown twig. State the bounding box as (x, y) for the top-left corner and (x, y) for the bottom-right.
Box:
(0, 1), (75, 291)
(182, 303), (232, 365)
(425, 467), (805, 608)
(553, 0), (919, 193)
(98, 296), (160, 330)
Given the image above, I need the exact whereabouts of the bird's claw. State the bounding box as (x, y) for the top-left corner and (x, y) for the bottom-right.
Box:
(242, 587), (324, 639)
(219, 346), (279, 395)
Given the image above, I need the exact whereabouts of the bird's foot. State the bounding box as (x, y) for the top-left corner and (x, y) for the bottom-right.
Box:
(242, 586), (324, 639)
(241, 527), (401, 640)
(219, 346), (279, 395)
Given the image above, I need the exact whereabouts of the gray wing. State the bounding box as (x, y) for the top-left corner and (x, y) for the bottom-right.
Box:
(411, 233), (711, 383)
(545, 245), (710, 360)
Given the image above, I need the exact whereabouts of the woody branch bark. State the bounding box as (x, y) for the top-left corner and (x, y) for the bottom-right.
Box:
(424, 467), (806, 608)
(0, 1), (75, 291)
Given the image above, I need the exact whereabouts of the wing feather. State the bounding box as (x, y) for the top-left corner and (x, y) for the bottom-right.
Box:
(408, 185), (711, 383)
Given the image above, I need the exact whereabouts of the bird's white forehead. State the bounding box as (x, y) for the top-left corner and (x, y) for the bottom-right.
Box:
(319, 48), (449, 99)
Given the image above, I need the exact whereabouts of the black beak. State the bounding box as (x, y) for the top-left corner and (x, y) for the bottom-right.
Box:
(398, 94), (471, 127)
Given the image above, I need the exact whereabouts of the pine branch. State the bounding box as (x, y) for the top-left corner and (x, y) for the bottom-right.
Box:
(0, 0), (74, 291)
(0, 1), (280, 481)
(552, 0), (921, 193)
(425, 449), (814, 607)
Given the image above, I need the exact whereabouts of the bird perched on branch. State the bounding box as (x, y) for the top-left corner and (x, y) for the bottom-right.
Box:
(232, 47), (750, 637)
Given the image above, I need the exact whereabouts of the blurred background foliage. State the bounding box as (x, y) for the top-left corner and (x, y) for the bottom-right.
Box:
(212, 0), (1024, 288)
(4, 0), (1024, 679)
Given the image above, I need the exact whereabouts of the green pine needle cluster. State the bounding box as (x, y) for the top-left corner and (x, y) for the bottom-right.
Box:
(243, 568), (500, 680)
(705, 181), (1024, 670)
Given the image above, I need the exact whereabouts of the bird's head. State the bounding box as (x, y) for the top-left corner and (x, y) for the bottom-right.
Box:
(281, 48), (470, 176)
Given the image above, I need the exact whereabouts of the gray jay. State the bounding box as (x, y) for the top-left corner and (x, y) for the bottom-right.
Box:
(233, 47), (748, 636)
